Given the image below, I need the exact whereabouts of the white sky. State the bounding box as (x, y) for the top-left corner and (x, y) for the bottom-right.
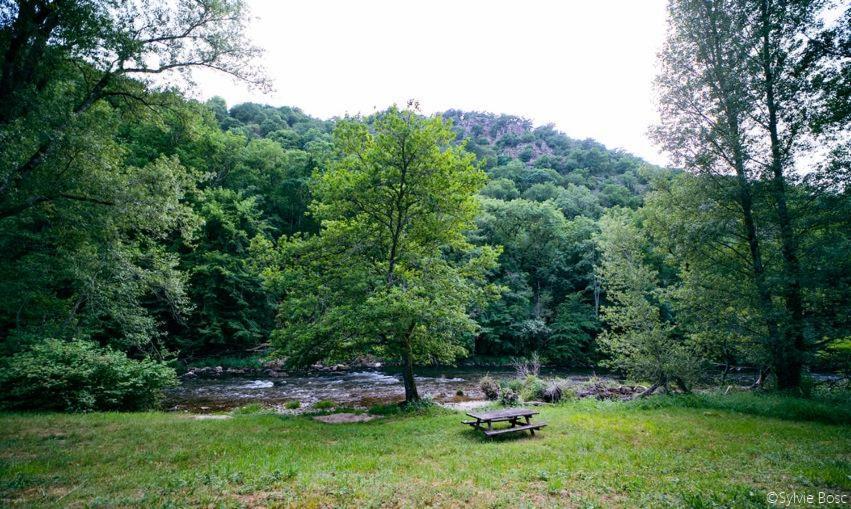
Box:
(193, 0), (670, 165)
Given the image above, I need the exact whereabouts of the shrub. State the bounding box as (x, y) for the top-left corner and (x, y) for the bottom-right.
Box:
(499, 388), (519, 406)
(506, 378), (524, 393)
(313, 400), (336, 410)
(400, 398), (437, 413)
(520, 375), (546, 402)
(480, 375), (500, 400)
(511, 352), (541, 378)
(285, 401), (301, 409)
(542, 382), (563, 403)
(0, 339), (177, 412)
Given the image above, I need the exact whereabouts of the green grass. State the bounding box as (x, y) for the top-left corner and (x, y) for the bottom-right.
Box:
(630, 391), (851, 426)
(1, 400), (849, 508)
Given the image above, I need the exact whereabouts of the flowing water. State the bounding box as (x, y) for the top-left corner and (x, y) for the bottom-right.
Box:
(165, 367), (599, 412)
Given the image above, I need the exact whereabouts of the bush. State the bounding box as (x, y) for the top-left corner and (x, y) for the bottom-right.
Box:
(520, 375), (546, 402)
(506, 378), (524, 394)
(499, 388), (519, 406)
(313, 400), (336, 410)
(511, 352), (541, 379)
(544, 379), (578, 403)
(480, 375), (500, 400)
(0, 339), (177, 412)
(285, 401), (301, 409)
(542, 382), (563, 403)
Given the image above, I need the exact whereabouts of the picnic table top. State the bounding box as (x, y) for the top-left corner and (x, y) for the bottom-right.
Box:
(466, 407), (538, 421)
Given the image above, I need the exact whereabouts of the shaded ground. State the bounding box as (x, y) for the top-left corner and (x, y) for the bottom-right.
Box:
(1, 400), (848, 508)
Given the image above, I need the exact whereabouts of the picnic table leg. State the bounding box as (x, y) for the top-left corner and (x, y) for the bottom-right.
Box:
(523, 415), (535, 436)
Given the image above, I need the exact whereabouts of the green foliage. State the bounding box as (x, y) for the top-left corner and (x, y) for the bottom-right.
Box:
(499, 387), (519, 406)
(313, 400), (336, 410)
(548, 293), (600, 366)
(480, 178), (520, 200)
(597, 208), (699, 390)
(398, 398), (439, 413)
(177, 188), (274, 355)
(0, 0), (265, 360)
(0, 339), (176, 411)
(473, 198), (599, 361)
(260, 107), (501, 400)
(519, 375), (546, 402)
(284, 401), (301, 410)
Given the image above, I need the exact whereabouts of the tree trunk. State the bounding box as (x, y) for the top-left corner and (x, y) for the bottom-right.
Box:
(638, 383), (661, 398)
(401, 337), (419, 403)
(732, 151), (786, 360)
(759, 0), (804, 390)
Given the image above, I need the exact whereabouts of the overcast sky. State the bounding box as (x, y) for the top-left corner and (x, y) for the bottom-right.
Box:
(193, 0), (671, 165)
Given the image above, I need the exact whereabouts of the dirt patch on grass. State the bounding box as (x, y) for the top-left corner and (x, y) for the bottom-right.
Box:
(313, 413), (378, 424)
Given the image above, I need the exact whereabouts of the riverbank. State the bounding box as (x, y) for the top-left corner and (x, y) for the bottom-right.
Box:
(2, 396), (849, 507)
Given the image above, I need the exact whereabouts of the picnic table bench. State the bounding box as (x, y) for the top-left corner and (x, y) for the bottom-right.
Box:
(463, 407), (547, 437)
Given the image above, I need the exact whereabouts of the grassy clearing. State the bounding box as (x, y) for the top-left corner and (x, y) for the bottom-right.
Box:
(629, 391), (851, 426)
(1, 399), (849, 508)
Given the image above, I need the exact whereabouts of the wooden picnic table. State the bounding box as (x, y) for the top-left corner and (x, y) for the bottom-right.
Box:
(463, 407), (547, 437)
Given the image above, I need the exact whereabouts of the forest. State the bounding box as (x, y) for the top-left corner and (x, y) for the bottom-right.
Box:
(0, 0), (849, 410)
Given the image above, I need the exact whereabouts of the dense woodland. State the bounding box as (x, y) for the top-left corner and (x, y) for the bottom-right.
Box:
(0, 0), (849, 409)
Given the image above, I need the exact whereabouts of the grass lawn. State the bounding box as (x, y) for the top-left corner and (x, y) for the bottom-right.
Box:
(1, 399), (849, 508)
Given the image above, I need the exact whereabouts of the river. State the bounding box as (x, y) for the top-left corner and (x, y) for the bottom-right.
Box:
(165, 366), (601, 412)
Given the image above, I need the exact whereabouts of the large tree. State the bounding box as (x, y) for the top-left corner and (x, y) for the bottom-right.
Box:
(1, 0), (265, 218)
(258, 107), (500, 402)
(0, 0), (265, 356)
(653, 0), (849, 388)
(596, 208), (697, 395)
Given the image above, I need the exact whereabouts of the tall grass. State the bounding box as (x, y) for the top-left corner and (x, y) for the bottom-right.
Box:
(629, 390), (851, 426)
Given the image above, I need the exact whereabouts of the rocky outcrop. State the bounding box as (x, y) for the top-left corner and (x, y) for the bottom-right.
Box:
(575, 381), (644, 400)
